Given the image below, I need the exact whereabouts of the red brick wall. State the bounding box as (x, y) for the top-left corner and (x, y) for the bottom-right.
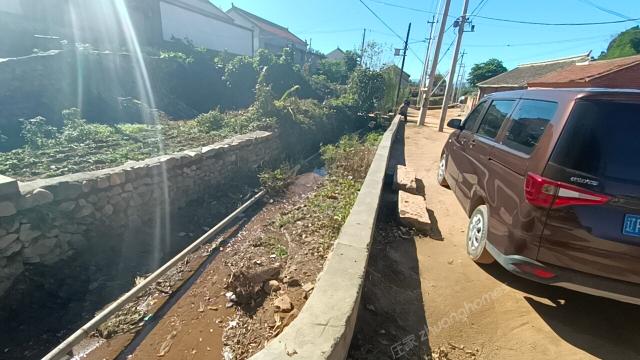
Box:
(591, 63), (640, 89)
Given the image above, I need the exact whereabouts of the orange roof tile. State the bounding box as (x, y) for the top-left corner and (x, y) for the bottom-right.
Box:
(529, 54), (640, 85)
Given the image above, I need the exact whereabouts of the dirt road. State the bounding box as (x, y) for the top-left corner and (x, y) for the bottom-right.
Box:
(352, 108), (640, 360)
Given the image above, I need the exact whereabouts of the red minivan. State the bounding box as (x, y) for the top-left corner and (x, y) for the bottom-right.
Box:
(438, 88), (640, 305)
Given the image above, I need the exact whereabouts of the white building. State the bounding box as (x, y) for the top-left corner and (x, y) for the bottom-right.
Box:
(226, 5), (307, 63)
(159, 0), (253, 56)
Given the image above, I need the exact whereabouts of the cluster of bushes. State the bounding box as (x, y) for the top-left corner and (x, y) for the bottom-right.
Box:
(0, 41), (390, 180)
(150, 41), (329, 116)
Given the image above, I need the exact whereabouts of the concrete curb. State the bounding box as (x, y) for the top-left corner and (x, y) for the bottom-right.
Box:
(250, 116), (401, 360)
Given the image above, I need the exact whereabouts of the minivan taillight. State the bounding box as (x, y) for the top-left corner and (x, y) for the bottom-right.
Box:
(524, 173), (610, 209)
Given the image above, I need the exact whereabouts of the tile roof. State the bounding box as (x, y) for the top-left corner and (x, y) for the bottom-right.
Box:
(529, 54), (640, 85)
(228, 5), (306, 47)
(478, 53), (590, 87)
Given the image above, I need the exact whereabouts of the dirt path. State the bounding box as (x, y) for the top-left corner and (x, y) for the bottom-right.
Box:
(352, 108), (640, 360)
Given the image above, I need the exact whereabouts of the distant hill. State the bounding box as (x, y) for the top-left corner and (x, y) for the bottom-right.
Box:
(599, 26), (640, 60)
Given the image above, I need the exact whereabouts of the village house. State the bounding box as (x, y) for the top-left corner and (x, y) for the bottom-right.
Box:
(326, 48), (346, 61)
(226, 4), (308, 64)
(528, 54), (640, 89)
(0, 0), (254, 57)
(476, 53), (590, 98)
(158, 0), (253, 55)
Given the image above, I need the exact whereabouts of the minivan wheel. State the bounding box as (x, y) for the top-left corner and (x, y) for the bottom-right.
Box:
(466, 205), (495, 264)
(437, 153), (450, 188)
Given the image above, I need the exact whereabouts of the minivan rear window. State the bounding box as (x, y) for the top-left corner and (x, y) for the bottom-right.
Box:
(502, 100), (558, 155)
(550, 100), (640, 185)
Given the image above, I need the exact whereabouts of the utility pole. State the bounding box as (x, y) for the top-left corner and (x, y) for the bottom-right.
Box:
(417, 0), (452, 126)
(452, 50), (465, 103)
(454, 63), (466, 102)
(418, 16), (437, 107)
(395, 23), (412, 108)
(360, 28), (367, 66)
(438, 0), (471, 132)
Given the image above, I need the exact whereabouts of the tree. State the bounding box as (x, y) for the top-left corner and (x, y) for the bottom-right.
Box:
(599, 26), (640, 60)
(343, 50), (360, 73)
(361, 41), (389, 70)
(467, 58), (507, 87)
(381, 65), (410, 112)
(316, 59), (348, 84)
(345, 68), (386, 113)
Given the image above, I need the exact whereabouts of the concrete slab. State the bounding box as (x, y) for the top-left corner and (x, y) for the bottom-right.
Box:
(393, 165), (418, 194)
(0, 175), (19, 198)
(398, 190), (431, 234)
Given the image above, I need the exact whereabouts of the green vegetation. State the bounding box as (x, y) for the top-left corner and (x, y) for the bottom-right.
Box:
(381, 66), (411, 112)
(305, 133), (381, 246)
(316, 50), (360, 85)
(467, 58), (508, 87)
(0, 43), (389, 181)
(264, 133), (382, 256)
(599, 26), (640, 60)
(259, 163), (296, 196)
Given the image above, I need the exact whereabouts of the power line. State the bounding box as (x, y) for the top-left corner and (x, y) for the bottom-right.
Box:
(577, 0), (636, 22)
(365, 0), (640, 26)
(438, 35), (457, 65)
(472, 14), (640, 26)
(367, 0), (456, 18)
(465, 34), (609, 48)
(357, 0), (424, 65)
(358, 0), (404, 40)
(469, 0), (489, 17)
(469, 0), (487, 16)
(297, 28), (364, 35)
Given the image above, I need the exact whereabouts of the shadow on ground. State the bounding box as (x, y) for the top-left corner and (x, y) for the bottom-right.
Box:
(348, 186), (431, 359)
(477, 262), (640, 359)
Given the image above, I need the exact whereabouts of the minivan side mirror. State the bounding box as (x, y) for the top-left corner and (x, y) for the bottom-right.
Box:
(447, 118), (463, 130)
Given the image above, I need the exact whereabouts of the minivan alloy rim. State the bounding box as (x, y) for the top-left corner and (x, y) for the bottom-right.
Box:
(438, 155), (446, 182)
(468, 213), (483, 251)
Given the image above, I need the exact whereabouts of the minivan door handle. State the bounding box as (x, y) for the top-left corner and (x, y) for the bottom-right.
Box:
(469, 139), (476, 148)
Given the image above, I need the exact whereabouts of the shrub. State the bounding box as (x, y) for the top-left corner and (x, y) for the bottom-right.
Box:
(224, 56), (258, 108)
(253, 49), (275, 70)
(60, 108), (116, 144)
(344, 68), (386, 114)
(259, 163), (295, 195)
(21, 116), (57, 149)
(321, 133), (381, 181)
(194, 109), (226, 133)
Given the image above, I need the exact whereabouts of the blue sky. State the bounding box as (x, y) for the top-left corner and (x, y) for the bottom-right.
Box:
(214, 0), (640, 81)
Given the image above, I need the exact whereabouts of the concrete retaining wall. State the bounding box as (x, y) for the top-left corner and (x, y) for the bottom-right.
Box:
(0, 131), (279, 296)
(250, 117), (400, 359)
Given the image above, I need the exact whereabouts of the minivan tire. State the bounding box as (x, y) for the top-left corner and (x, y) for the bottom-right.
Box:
(466, 205), (495, 264)
(437, 153), (450, 188)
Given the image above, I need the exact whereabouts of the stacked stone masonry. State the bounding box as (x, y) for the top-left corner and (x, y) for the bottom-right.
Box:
(0, 131), (279, 296)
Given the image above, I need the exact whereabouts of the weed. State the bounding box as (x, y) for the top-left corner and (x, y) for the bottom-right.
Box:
(273, 244), (288, 258)
(259, 163), (296, 196)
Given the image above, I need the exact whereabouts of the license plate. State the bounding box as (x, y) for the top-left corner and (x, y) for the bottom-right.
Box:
(623, 214), (640, 237)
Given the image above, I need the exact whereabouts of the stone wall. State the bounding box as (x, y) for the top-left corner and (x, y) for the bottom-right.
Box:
(0, 130), (279, 296)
